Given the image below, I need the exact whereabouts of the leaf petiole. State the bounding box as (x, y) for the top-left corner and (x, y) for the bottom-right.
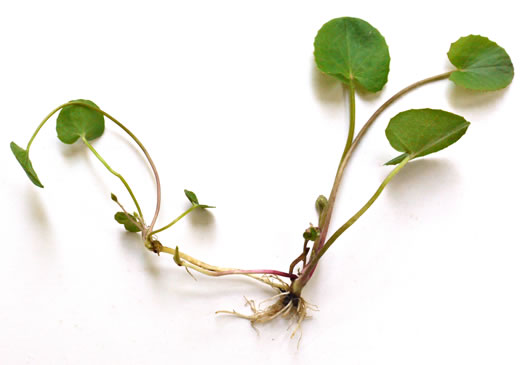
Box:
(150, 205), (197, 236)
(81, 136), (144, 219)
(341, 80), (356, 160)
(26, 103), (72, 151)
(293, 154), (411, 293)
(313, 71), (453, 257)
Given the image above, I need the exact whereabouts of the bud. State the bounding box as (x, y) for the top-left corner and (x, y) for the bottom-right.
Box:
(315, 195), (328, 216)
(303, 225), (320, 241)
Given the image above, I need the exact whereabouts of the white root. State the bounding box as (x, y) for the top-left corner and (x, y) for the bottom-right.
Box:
(216, 291), (317, 339)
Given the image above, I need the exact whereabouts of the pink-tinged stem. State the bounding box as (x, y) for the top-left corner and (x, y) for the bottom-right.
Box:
(214, 269), (297, 280)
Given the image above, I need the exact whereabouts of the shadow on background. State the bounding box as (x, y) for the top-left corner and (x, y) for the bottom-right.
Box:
(446, 83), (509, 110)
(387, 158), (460, 203)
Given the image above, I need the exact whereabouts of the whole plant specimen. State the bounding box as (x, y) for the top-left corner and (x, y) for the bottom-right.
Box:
(11, 17), (514, 337)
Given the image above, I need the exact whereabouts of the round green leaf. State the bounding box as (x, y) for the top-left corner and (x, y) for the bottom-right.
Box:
(447, 35), (514, 91)
(56, 100), (105, 144)
(385, 109), (470, 165)
(10, 142), (44, 188)
(314, 17), (390, 92)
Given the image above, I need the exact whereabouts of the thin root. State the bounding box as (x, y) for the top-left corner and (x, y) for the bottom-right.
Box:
(216, 291), (317, 339)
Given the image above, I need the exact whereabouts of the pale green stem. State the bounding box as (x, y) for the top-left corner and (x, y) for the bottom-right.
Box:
(81, 136), (143, 219)
(150, 205), (197, 235)
(292, 154), (411, 293)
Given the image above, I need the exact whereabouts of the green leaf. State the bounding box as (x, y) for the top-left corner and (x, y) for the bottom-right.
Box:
(314, 17), (390, 92)
(184, 189), (199, 205)
(56, 100), (105, 144)
(10, 142), (44, 188)
(385, 109), (470, 165)
(184, 189), (215, 209)
(447, 35), (514, 91)
(114, 212), (141, 232)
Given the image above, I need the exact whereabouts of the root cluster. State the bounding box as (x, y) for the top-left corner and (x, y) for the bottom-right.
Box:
(217, 290), (317, 339)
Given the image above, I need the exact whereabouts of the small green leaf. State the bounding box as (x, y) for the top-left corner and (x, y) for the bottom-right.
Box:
(111, 193), (118, 202)
(114, 212), (141, 233)
(184, 189), (215, 209)
(447, 35), (514, 91)
(10, 142), (44, 188)
(314, 17), (390, 92)
(56, 100), (105, 144)
(184, 189), (199, 205)
(385, 109), (470, 165)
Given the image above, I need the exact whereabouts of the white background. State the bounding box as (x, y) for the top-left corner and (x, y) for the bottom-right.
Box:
(1, 0), (523, 364)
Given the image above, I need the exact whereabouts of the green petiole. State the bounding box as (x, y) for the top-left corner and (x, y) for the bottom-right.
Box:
(150, 205), (198, 236)
(293, 155), (411, 292)
(341, 80), (356, 160)
(26, 103), (71, 151)
(81, 136), (143, 219)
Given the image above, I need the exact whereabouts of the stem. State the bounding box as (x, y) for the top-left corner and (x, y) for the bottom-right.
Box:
(150, 205), (197, 235)
(293, 155), (411, 293)
(302, 71), (452, 289)
(160, 246), (294, 290)
(82, 136), (143, 219)
(24, 101), (162, 233)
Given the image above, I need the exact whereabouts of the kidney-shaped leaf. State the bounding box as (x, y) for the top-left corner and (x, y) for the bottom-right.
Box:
(385, 109), (470, 165)
(56, 99), (105, 144)
(314, 17), (390, 92)
(10, 142), (44, 188)
(447, 35), (514, 91)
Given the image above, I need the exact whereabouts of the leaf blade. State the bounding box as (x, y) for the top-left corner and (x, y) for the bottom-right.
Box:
(447, 35), (514, 91)
(56, 99), (105, 144)
(10, 142), (44, 188)
(314, 17), (390, 92)
(184, 189), (199, 206)
(385, 109), (470, 164)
